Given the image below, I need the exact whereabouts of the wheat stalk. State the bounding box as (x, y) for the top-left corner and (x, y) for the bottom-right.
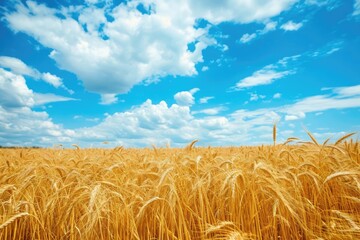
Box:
(0, 212), (29, 230)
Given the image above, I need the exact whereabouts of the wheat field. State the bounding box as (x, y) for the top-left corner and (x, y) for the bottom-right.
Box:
(0, 134), (359, 239)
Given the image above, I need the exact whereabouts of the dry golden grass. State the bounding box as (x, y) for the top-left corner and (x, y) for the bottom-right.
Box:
(0, 135), (359, 239)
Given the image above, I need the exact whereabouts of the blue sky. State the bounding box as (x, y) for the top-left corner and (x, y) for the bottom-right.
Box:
(0, 0), (359, 147)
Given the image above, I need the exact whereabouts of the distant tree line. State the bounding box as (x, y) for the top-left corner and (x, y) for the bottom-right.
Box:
(0, 146), (42, 149)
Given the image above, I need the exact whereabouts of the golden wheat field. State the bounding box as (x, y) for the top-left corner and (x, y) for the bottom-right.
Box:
(0, 134), (360, 239)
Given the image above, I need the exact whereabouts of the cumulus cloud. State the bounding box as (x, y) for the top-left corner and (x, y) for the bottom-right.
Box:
(0, 67), (77, 147)
(0, 68), (35, 108)
(280, 21), (303, 31)
(4, 0), (296, 102)
(0, 68), (76, 108)
(1, 84), (360, 147)
(0, 105), (75, 147)
(4, 1), (210, 97)
(100, 94), (118, 105)
(0, 56), (68, 90)
(74, 99), (280, 147)
(174, 88), (199, 106)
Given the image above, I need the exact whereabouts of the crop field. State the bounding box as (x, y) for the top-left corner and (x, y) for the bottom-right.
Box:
(0, 134), (359, 239)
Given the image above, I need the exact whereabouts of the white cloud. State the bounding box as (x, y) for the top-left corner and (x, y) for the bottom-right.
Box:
(305, 0), (327, 6)
(100, 94), (118, 105)
(199, 96), (214, 104)
(4, 1), (210, 98)
(326, 47), (340, 55)
(218, 44), (229, 52)
(33, 93), (77, 105)
(174, 88), (199, 106)
(234, 69), (291, 90)
(240, 33), (257, 43)
(4, 0), (296, 102)
(85, 0), (103, 5)
(201, 66), (209, 72)
(282, 94), (360, 114)
(249, 93), (266, 101)
(42, 72), (62, 88)
(1, 84), (360, 147)
(273, 93), (282, 99)
(260, 21), (278, 34)
(0, 56), (67, 89)
(76, 100), (197, 146)
(189, 88), (200, 95)
(285, 112), (306, 121)
(354, 0), (360, 16)
(0, 67), (76, 108)
(73, 99), (279, 147)
(280, 21), (303, 31)
(238, 84), (360, 122)
(0, 68), (77, 147)
(189, 0), (296, 24)
(0, 68), (35, 108)
(273, 85), (360, 119)
(232, 42), (342, 91)
(0, 56), (40, 77)
(0, 105), (75, 147)
(305, 0), (340, 10)
(192, 107), (227, 115)
(332, 85), (360, 96)
(310, 41), (344, 58)
(239, 21), (277, 43)
(313, 131), (348, 140)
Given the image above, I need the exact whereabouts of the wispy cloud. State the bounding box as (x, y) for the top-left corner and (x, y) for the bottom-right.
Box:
(239, 21), (277, 43)
(273, 93), (282, 99)
(199, 96), (214, 104)
(280, 21), (303, 31)
(232, 41), (344, 91)
(233, 69), (292, 90)
(249, 93), (266, 101)
(239, 33), (257, 43)
(201, 66), (209, 72)
(193, 106), (227, 115)
(331, 85), (360, 96)
(0, 56), (71, 92)
(280, 85), (360, 119)
(34, 93), (77, 105)
(354, 0), (360, 16)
